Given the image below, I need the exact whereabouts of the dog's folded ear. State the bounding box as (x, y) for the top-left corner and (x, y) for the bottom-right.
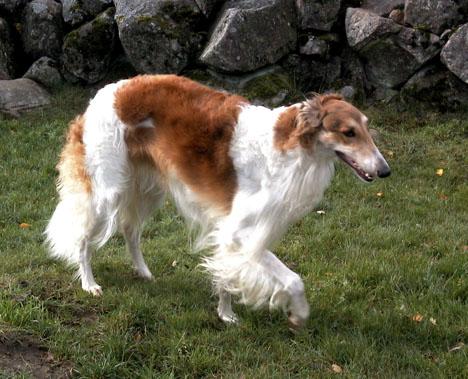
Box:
(297, 93), (343, 132)
(297, 97), (322, 131)
(296, 96), (325, 149)
(274, 93), (344, 152)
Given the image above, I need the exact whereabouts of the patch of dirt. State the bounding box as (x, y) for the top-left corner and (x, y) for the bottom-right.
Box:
(0, 333), (72, 379)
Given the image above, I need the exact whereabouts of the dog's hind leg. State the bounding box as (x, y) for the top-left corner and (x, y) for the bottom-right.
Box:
(78, 237), (102, 296)
(120, 180), (165, 280)
(122, 224), (153, 280)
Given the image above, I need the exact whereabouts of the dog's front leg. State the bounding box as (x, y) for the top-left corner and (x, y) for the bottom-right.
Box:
(263, 251), (310, 331)
(217, 288), (239, 324)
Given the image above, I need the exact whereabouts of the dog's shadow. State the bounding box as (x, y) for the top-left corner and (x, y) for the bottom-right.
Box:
(89, 261), (436, 354)
(92, 260), (295, 334)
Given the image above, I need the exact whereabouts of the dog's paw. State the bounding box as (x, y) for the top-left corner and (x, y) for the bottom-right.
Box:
(137, 269), (154, 281)
(218, 310), (240, 325)
(135, 265), (154, 281)
(83, 284), (103, 296)
(287, 313), (307, 333)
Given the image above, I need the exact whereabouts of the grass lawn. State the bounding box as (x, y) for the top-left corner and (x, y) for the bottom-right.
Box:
(0, 85), (467, 378)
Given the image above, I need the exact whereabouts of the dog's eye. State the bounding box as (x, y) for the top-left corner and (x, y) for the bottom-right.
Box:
(343, 129), (356, 138)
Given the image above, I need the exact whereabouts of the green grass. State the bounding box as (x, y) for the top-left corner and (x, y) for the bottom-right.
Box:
(0, 86), (467, 378)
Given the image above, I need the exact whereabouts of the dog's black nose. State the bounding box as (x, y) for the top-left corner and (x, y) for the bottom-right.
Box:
(377, 166), (391, 178)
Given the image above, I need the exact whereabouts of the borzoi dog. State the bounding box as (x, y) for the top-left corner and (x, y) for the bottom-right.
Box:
(46, 75), (390, 329)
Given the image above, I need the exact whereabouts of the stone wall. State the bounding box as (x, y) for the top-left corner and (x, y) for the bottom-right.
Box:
(1, 0), (467, 112)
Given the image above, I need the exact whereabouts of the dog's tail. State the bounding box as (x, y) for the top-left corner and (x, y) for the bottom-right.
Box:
(45, 115), (94, 265)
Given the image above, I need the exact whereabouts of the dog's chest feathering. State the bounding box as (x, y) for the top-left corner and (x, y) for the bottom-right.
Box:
(230, 105), (335, 223)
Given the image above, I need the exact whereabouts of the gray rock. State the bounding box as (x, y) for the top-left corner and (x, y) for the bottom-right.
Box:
(396, 26), (441, 64)
(23, 57), (62, 88)
(21, 0), (63, 60)
(62, 0), (113, 27)
(371, 86), (399, 103)
(0, 18), (14, 80)
(297, 0), (342, 31)
(339, 85), (356, 100)
(441, 23), (468, 84)
(235, 66), (293, 106)
(281, 54), (341, 92)
(346, 8), (400, 50)
(401, 64), (468, 110)
(188, 65), (294, 106)
(299, 36), (328, 57)
(62, 7), (117, 83)
(0, 78), (50, 113)
(115, 0), (204, 74)
(200, 0), (296, 72)
(361, 0), (404, 16)
(346, 8), (441, 88)
(404, 0), (467, 35)
(0, 0), (28, 15)
(340, 48), (368, 101)
(194, 0), (225, 18)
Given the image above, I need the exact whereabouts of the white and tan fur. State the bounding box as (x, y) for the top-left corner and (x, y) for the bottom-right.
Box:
(46, 75), (390, 329)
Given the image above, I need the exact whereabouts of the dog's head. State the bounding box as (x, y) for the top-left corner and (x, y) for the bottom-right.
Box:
(295, 94), (390, 182)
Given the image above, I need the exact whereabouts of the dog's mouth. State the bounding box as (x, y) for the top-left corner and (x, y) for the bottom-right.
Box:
(335, 151), (374, 182)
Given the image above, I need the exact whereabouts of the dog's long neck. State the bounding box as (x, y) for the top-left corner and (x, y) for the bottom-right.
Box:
(270, 144), (335, 220)
(225, 104), (336, 256)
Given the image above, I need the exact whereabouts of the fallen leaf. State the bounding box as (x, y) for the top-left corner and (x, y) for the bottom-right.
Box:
(316, 210), (326, 215)
(331, 363), (343, 373)
(387, 150), (394, 158)
(436, 168), (444, 176)
(438, 194), (448, 200)
(412, 313), (424, 322)
(430, 317), (437, 325)
(134, 332), (142, 343)
(376, 192), (384, 197)
(19, 223), (31, 229)
(448, 342), (464, 352)
(171, 260), (178, 267)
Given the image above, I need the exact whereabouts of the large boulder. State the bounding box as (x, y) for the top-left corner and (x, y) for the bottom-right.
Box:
(401, 64), (468, 110)
(62, 8), (117, 83)
(296, 0), (342, 31)
(0, 78), (50, 113)
(23, 57), (63, 88)
(361, 0), (404, 16)
(115, 0), (204, 74)
(0, 18), (14, 79)
(21, 0), (63, 60)
(62, 0), (113, 27)
(440, 23), (468, 84)
(404, 0), (468, 35)
(346, 8), (441, 88)
(200, 0), (296, 72)
(346, 8), (401, 49)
